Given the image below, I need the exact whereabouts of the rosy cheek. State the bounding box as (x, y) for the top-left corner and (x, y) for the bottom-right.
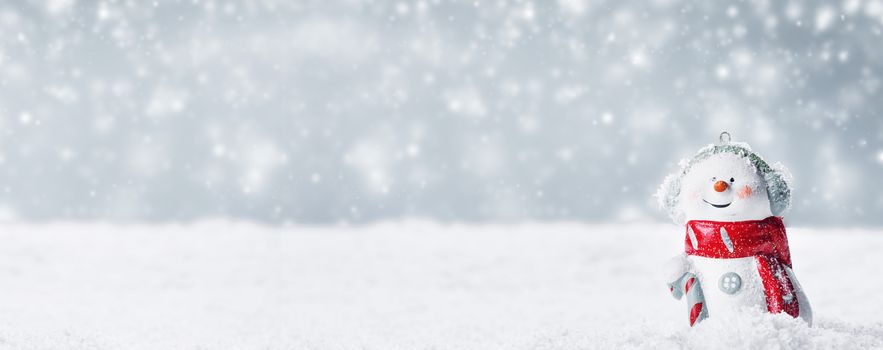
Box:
(689, 190), (700, 200)
(736, 185), (753, 199)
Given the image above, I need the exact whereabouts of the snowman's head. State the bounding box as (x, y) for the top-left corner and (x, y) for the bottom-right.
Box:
(657, 141), (792, 224)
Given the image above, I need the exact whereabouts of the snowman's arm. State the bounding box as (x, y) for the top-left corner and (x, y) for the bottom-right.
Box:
(664, 253), (691, 282)
(664, 253), (692, 299)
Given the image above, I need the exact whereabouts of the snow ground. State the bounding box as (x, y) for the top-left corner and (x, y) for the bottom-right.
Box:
(0, 221), (880, 349)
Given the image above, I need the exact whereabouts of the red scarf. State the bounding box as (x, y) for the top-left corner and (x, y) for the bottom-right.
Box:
(684, 216), (800, 318)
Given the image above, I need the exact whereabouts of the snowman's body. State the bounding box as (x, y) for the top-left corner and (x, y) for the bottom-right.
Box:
(690, 254), (810, 323)
(692, 256), (765, 316)
(659, 141), (812, 326)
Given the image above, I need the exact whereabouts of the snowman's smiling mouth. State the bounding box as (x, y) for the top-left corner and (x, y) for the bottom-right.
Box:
(702, 199), (732, 208)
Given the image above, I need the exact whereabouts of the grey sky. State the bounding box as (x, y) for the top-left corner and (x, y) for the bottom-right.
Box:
(0, 0), (880, 225)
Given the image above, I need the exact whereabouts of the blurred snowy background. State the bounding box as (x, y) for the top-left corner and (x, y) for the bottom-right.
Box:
(2, 1), (883, 349)
(0, 0), (881, 225)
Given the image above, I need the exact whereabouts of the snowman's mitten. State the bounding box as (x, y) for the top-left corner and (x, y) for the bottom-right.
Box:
(664, 253), (691, 285)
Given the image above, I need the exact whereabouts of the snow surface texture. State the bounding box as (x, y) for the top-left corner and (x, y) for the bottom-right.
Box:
(0, 222), (880, 349)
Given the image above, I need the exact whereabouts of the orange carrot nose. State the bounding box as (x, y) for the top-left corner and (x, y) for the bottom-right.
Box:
(714, 180), (729, 192)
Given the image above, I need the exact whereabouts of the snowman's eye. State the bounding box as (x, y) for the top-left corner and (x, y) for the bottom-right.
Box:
(729, 177), (735, 183)
(711, 177), (716, 182)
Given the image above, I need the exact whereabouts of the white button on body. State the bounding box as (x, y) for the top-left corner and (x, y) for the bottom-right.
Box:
(719, 272), (742, 294)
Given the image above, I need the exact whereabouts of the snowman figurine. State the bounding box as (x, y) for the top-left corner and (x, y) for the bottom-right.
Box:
(657, 132), (812, 327)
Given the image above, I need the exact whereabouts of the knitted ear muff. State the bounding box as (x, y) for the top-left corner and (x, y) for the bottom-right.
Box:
(657, 170), (685, 224)
(765, 163), (793, 217)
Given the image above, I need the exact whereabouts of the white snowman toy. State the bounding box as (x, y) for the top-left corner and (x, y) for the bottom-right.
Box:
(657, 132), (812, 326)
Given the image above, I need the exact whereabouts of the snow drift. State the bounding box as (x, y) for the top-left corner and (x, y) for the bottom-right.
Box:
(0, 221), (879, 349)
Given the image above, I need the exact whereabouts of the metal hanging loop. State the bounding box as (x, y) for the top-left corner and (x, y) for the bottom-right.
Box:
(719, 131), (731, 144)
